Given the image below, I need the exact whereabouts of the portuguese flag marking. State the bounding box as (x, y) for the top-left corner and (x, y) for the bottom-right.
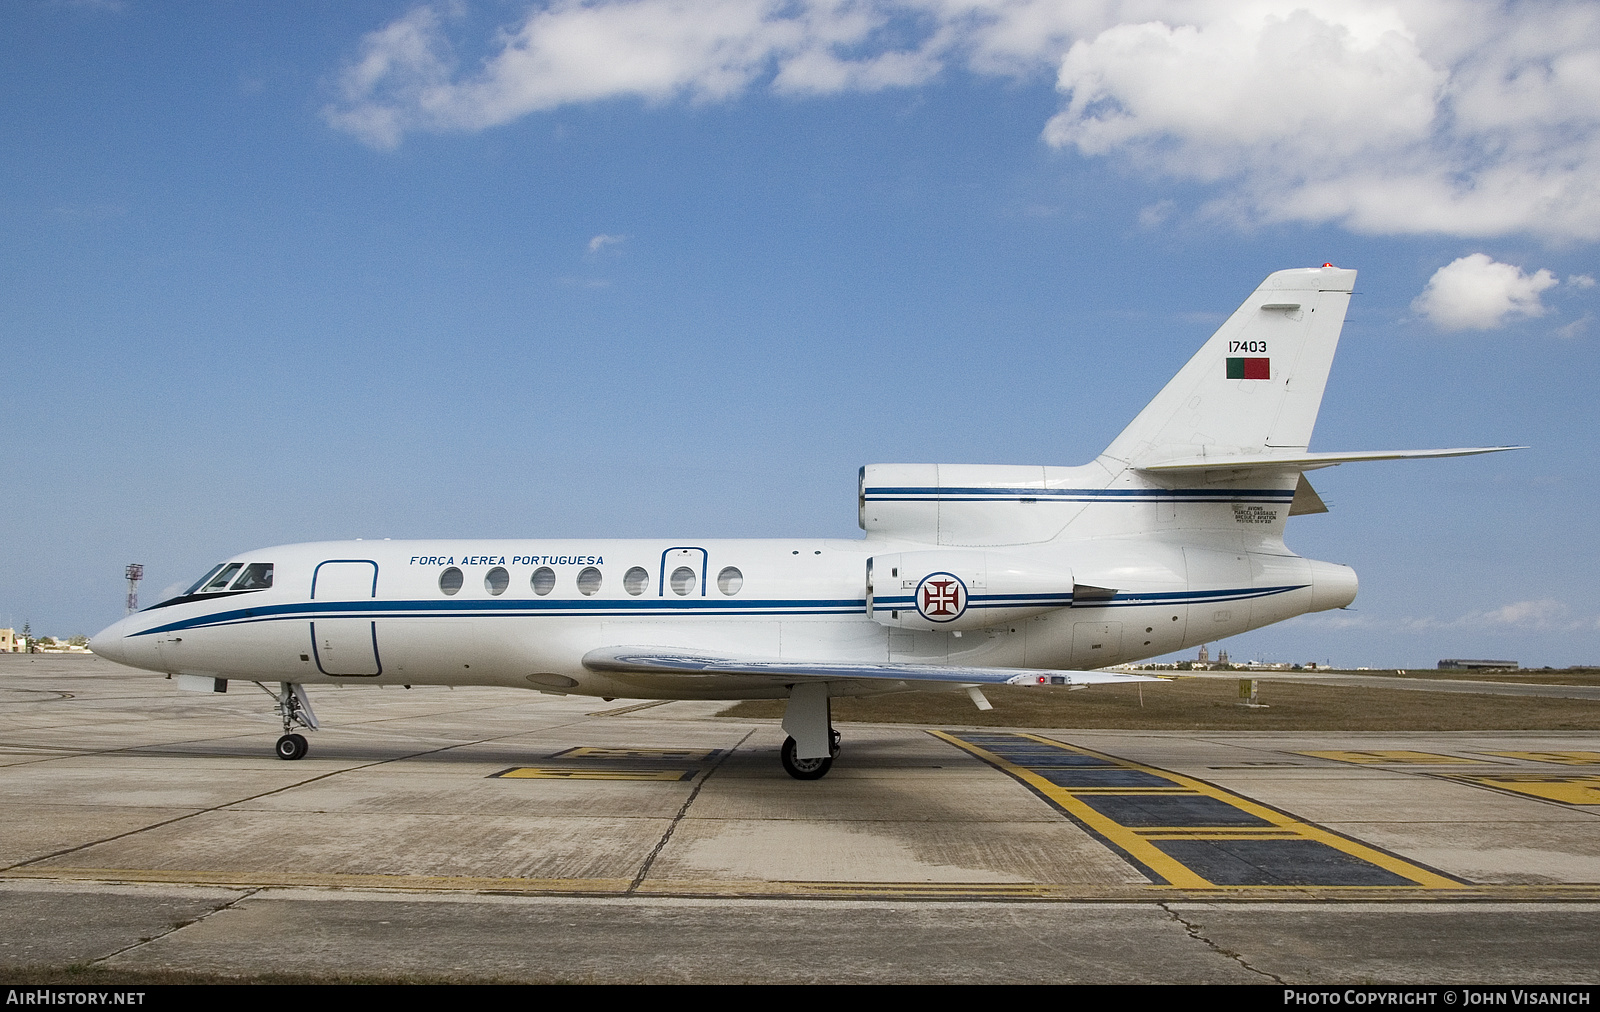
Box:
(1227, 357), (1270, 380)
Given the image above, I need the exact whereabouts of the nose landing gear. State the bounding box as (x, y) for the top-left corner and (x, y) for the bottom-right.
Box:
(255, 681), (319, 760)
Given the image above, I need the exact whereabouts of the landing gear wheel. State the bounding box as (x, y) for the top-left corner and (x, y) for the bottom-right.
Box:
(275, 733), (308, 761)
(781, 736), (833, 780)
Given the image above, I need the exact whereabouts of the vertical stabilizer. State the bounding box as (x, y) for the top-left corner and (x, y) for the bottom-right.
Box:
(1101, 266), (1356, 469)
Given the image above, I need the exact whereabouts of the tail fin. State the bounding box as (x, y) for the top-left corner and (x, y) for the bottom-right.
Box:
(1101, 266), (1356, 469)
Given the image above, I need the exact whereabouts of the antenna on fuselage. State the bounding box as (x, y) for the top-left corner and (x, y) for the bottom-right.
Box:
(124, 564), (143, 614)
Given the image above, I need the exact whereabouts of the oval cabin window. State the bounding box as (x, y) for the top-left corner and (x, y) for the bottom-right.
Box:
(531, 567), (555, 596)
(670, 566), (696, 596)
(623, 567), (649, 596)
(717, 566), (743, 596)
(485, 567), (510, 596)
(576, 566), (603, 596)
(439, 567), (464, 596)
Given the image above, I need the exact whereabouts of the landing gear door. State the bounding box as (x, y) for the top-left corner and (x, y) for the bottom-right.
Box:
(309, 560), (381, 677)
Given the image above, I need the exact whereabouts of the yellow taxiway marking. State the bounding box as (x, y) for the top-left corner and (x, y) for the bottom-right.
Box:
(1481, 751), (1600, 766)
(1450, 774), (1600, 805)
(935, 731), (1465, 891)
(554, 747), (719, 761)
(491, 767), (695, 781)
(1298, 750), (1494, 765)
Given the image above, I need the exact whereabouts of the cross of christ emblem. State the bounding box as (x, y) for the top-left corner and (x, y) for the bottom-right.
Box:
(916, 573), (966, 621)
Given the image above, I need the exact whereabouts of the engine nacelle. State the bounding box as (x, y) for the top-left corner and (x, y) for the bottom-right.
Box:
(867, 550), (1075, 631)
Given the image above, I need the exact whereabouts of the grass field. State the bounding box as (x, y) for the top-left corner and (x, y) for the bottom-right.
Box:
(718, 676), (1600, 731)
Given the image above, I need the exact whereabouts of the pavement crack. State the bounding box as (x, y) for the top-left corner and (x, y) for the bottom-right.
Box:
(0, 712), (613, 875)
(90, 887), (261, 965)
(627, 728), (754, 894)
(1160, 903), (1283, 984)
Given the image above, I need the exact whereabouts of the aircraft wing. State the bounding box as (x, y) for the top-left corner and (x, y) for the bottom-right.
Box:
(581, 647), (1164, 686)
(1138, 446), (1523, 473)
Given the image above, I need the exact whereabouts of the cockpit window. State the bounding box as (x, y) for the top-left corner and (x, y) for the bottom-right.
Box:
(150, 560), (268, 611)
(184, 564), (228, 596)
(200, 563), (243, 593)
(231, 563), (273, 591)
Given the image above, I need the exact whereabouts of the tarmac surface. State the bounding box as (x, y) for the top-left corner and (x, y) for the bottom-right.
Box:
(2, 654), (1597, 984)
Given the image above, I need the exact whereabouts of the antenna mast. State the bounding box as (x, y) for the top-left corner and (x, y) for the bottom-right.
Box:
(124, 564), (143, 614)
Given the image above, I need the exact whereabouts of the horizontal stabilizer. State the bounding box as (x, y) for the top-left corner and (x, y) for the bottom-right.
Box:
(1138, 446), (1524, 473)
(583, 647), (1163, 687)
(1289, 475), (1328, 516)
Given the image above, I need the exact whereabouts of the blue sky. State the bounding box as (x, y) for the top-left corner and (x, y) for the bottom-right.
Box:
(3, 1), (1598, 667)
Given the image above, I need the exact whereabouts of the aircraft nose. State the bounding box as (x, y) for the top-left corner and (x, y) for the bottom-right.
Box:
(88, 618), (130, 665)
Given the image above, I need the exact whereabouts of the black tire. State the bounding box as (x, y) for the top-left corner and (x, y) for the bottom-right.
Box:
(276, 733), (308, 760)
(781, 736), (833, 780)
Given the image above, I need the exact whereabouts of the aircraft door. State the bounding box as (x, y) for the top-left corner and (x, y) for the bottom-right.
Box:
(309, 560), (381, 677)
(659, 547), (708, 598)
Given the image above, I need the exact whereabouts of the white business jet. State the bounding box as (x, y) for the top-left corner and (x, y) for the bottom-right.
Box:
(91, 266), (1515, 778)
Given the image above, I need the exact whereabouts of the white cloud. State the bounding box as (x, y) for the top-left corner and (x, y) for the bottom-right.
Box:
(323, 1), (956, 149)
(1042, 2), (1600, 240)
(1044, 8), (1442, 172)
(1318, 597), (1597, 633)
(1411, 253), (1558, 331)
(323, 6), (458, 150)
(1569, 274), (1597, 288)
(1475, 598), (1569, 630)
(1556, 311), (1593, 338)
(323, 2), (1600, 239)
(587, 233), (625, 253)
(1137, 198), (1175, 228)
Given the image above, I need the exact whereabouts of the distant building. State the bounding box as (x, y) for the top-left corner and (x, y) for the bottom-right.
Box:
(0, 629), (15, 652)
(1438, 659), (1518, 670)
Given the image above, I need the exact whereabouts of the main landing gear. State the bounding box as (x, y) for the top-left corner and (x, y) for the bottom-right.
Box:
(255, 681), (319, 760)
(780, 729), (842, 780)
(780, 682), (840, 780)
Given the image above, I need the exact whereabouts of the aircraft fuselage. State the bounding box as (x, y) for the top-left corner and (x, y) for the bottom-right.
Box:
(91, 530), (1353, 700)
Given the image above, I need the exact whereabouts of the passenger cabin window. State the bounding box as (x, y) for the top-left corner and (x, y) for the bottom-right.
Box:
(485, 567), (510, 596)
(531, 567), (555, 595)
(231, 563), (273, 591)
(670, 566), (696, 596)
(439, 567), (464, 595)
(717, 566), (743, 596)
(624, 567), (649, 596)
(576, 566), (603, 596)
(201, 563), (243, 593)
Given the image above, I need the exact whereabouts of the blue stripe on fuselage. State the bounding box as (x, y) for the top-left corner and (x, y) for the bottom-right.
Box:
(864, 486), (1294, 503)
(129, 585), (1308, 636)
